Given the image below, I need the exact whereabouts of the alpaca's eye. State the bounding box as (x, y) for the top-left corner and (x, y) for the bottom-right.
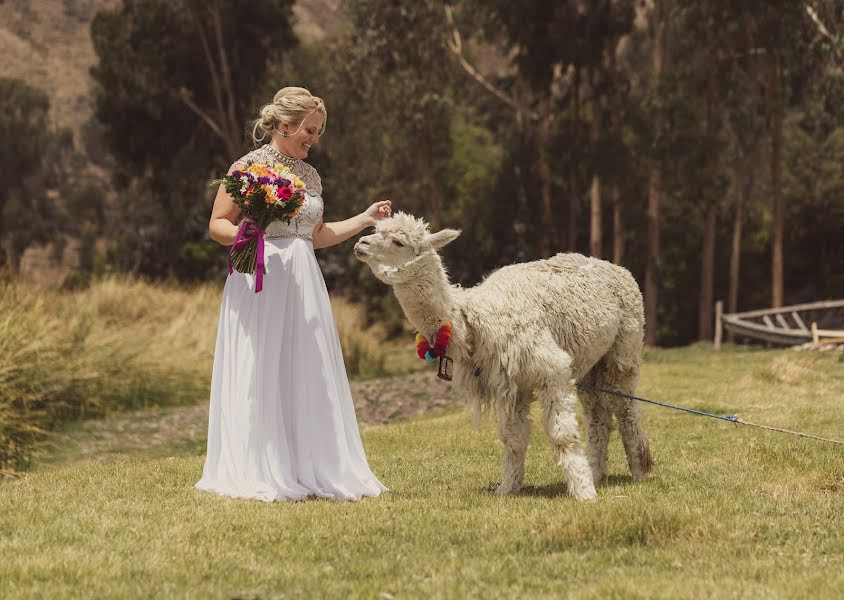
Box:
(393, 239), (405, 247)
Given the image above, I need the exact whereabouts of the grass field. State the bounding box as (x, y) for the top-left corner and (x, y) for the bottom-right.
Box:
(1, 345), (843, 598)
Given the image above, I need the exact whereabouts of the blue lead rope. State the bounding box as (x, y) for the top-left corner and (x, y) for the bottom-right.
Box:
(575, 382), (739, 423)
(575, 382), (844, 446)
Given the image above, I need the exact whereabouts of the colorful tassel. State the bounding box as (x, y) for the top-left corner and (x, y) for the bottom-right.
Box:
(415, 322), (453, 363)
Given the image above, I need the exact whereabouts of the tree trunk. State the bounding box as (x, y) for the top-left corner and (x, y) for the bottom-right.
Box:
(645, 1), (667, 347)
(184, 1), (242, 159)
(645, 166), (661, 347)
(770, 53), (784, 308)
(608, 42), (623, 265)
(590, 72), (603, 258)
(537, 97), (554, 258)
(699, 206), (716, 340)
(590, 176), (602, 258)
(698, 37), (718, 341)
(568, 67), (581, 253)
(729, 155), (750, 322)
(612, 186), (624, 264)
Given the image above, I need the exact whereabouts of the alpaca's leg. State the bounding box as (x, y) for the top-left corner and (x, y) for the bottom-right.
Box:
(579, 369), (614, 484)
(600, 361), (653, 481)
(536, 349), (596, 501)
(496, 397), (532, 495)
(612, 393), (653, 480)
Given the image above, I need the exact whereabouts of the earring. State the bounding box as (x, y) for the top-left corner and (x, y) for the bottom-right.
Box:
(282, 132), (288, 138)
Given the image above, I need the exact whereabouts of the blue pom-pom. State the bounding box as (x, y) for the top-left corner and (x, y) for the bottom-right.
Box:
(425, 348), (437, 362)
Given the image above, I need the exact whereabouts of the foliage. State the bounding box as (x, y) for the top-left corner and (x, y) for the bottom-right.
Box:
(89, 0), (297, 279)
(0, 78), (77, 271)
(10, 0), (838, 344)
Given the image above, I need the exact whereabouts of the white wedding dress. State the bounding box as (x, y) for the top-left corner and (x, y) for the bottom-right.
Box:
(195, 144), (388, 502)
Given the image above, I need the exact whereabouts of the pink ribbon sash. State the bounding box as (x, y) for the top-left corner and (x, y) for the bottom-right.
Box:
(228, 220), (266, 293)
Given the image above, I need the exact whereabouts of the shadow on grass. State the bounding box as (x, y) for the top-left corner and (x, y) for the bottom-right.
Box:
(480, 473), (639, 498)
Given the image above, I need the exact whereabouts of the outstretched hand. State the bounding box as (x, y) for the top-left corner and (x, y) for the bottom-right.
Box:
(365, 200), (392, 226)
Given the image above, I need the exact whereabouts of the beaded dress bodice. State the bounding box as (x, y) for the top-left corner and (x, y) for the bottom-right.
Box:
(231, 144), (324, 241)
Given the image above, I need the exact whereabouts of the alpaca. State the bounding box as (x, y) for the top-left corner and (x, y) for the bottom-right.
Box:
(354, 213), (652, 501)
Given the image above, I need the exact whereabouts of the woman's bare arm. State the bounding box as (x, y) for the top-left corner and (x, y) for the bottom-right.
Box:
(312, 200), (392, 250)
(209, 170), (242, 246)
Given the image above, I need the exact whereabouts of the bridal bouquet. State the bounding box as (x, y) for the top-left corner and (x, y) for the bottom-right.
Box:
(214, 163), (306, 292)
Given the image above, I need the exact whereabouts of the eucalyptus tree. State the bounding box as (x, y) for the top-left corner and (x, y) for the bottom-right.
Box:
(90, 0), (297, 278)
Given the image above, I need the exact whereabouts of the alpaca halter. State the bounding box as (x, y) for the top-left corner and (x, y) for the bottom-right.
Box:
(415, 322), (453, 381)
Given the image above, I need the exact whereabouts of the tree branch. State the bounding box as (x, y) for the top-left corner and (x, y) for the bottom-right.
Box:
(806, 3), (844, 63)
(186, 4), (227, 138)
(210, 0), (239, 143)
(177, 87), (226, 142)
(443, 5), (538, 121)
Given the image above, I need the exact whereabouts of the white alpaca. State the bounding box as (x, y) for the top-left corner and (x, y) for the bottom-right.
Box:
(354, 213), (652, 501)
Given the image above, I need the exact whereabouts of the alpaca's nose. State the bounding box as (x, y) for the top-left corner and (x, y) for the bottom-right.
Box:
(353, 238), (371, 257)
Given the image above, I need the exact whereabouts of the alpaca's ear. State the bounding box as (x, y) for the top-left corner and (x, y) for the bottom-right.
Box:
(425, 228), (461, 250)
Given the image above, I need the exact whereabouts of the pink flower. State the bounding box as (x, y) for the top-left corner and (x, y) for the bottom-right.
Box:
(278, 186), (293, 200)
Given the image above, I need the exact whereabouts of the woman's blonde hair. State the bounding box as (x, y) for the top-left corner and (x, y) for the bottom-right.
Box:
(251, 86), (327, 145)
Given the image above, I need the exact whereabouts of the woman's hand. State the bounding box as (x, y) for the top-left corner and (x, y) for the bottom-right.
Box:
(364, 200), (392, 226)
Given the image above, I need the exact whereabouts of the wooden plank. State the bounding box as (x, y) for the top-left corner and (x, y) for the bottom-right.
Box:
(791, 311), (809, 333)
(815, 328), (844, 336)
(726, 299), (844, 319)
(775, 313), (791, 330)
(722, 315), (844, 346)
(812, 322), (819, 345)
(762, 315), (775, 329)
(722, 318), (813, 345)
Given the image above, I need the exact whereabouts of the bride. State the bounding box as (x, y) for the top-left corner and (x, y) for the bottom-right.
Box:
(196, 86), (391, 502)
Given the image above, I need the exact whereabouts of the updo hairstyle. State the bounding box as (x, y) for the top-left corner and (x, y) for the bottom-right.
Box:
(251, 86), (327, 145)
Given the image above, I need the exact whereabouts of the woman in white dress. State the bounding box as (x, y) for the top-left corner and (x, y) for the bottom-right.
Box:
(196, 87), (391, 502)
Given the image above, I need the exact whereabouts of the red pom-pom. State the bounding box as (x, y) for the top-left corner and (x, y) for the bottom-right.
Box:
(433, 323), (452, 356)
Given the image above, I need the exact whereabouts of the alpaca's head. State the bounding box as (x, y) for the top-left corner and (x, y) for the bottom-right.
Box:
(354, 211), (461, 285)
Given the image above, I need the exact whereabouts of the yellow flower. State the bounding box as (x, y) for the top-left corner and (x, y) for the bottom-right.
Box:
(247, 164), (270, 177)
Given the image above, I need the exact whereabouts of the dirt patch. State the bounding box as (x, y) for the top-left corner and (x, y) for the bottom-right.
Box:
(352, 371), (455, 424)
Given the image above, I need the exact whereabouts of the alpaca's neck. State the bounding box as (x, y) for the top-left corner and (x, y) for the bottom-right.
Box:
(392, 253), (458, 340)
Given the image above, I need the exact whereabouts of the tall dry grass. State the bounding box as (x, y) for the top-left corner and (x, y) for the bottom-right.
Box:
(0, 277), (388, 476)
(331, 296), (388, 379)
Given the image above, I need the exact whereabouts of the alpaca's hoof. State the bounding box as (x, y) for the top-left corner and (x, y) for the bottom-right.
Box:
(570, 485), (598, 502)
(495, 482), (521, 496)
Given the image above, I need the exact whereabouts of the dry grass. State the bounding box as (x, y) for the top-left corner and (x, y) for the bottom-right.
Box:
(0, 276), (394, 476)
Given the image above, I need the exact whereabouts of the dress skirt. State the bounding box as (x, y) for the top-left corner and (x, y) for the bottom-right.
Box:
(195, 236), (388, 502)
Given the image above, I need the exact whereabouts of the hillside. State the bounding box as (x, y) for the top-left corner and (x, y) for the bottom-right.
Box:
(0, 0), (344, 137)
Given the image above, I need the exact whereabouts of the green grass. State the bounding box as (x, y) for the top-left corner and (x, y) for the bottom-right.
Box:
(1, 346), (843, 598)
